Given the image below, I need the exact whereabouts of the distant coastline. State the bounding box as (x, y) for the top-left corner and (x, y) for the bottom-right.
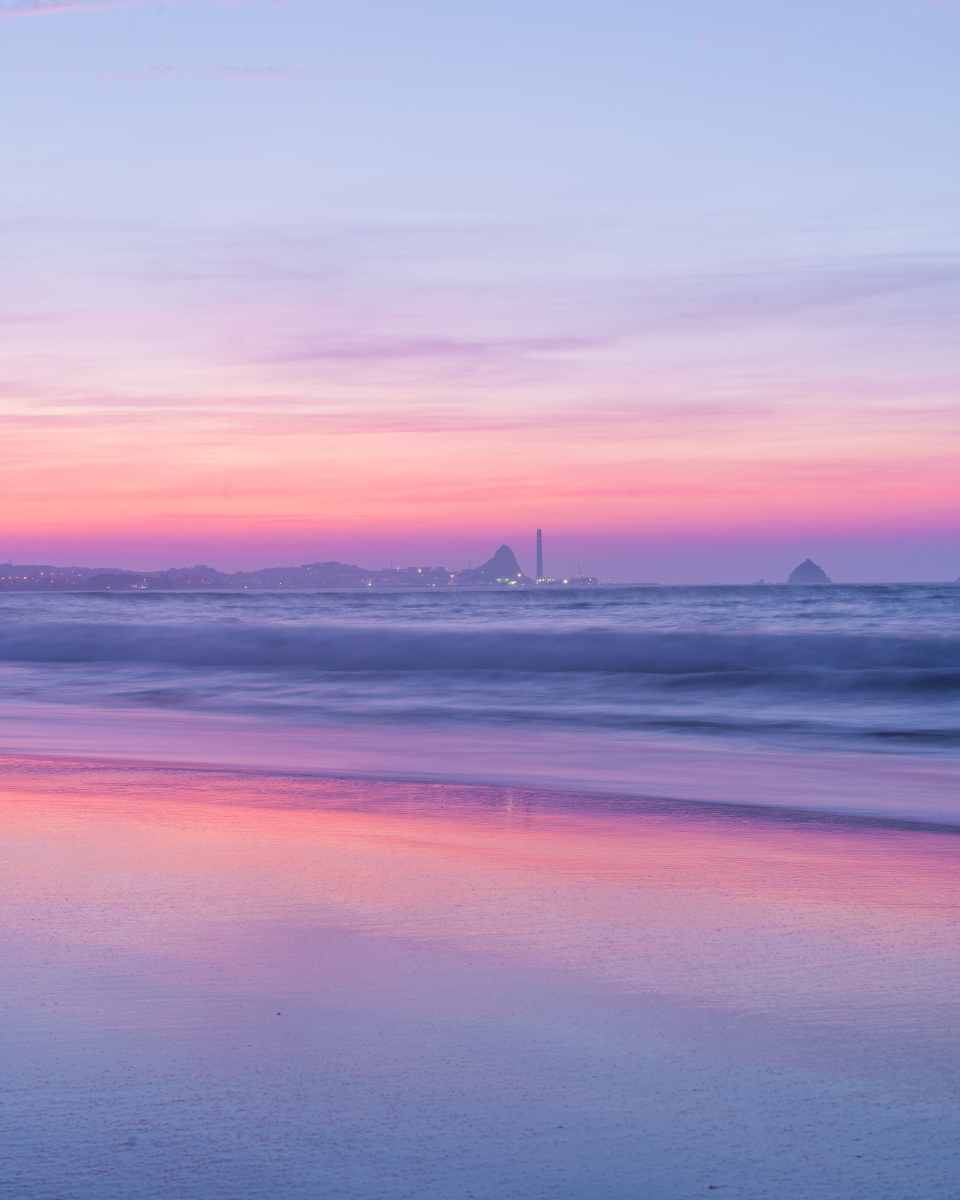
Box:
(0, 543), (603, 592)
(5, 551), (954, 592)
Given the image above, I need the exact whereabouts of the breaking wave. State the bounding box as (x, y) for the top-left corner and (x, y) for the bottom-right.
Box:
(1, 621), (958, 679)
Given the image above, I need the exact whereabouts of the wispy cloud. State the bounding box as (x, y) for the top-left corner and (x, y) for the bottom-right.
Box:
(2, 0), (303, 16)
(4, 215), (958, 554)
(2, 0), (140, 15)
(107, 63), (309, 81)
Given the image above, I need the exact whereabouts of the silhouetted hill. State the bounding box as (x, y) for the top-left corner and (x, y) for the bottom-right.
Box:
(83, 573), (150, 590)
(0, 564), (123, 590)
(456, 545), (531, 585)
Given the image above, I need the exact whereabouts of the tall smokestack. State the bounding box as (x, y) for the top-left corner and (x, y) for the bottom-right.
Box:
(536, 529), (542, 581)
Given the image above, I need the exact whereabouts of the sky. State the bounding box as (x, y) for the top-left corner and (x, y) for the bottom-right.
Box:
(1, 0), (958, 582)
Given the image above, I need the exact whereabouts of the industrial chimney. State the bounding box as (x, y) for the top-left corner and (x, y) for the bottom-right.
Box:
(536, 529), (543, 581)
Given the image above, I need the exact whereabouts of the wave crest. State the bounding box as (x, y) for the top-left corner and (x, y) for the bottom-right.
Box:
(1, 622), (957, 675)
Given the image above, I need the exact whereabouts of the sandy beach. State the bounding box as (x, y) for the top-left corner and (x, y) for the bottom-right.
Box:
(2, 756), (957, 1199)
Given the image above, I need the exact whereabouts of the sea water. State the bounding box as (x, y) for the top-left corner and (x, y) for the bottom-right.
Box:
(0, 583), (957, 820)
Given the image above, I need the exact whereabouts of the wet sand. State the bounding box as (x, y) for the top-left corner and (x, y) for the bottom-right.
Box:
(1, 705), (958, 824)
(1, 757), (958, 1199)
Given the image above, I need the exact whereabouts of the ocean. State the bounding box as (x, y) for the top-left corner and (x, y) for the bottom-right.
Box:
(1, 582), (958, 821)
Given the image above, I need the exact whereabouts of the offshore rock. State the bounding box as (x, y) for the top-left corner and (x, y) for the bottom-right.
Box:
(788, 559), (832, 584)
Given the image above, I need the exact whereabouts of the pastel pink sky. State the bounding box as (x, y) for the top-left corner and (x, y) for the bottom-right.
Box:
(2, 1), (959, 580)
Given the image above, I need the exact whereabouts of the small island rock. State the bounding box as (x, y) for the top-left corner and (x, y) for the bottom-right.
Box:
(787, 559), (832, 584)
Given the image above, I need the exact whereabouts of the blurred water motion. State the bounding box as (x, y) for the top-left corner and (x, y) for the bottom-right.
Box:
(1, 584), (957, 822)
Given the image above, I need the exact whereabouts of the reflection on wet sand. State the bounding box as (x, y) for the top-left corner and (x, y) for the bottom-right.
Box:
(1, 758), (958, 1199)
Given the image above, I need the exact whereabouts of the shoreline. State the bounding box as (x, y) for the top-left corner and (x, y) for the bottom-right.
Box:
(3, 750), (960, 835)
(1, 700), (958, 826)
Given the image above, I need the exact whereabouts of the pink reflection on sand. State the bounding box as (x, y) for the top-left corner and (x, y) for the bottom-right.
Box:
(3, 757), (959, 1197)
(3, 757), (957, 1031)
(2, 706), (958, 824)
